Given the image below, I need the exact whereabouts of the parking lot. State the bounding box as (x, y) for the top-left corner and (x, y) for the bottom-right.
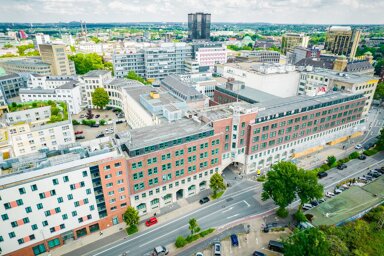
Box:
(71, 109), (129, 141)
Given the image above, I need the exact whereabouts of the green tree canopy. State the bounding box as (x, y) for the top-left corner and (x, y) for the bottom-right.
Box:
(374, 82), (384, 100)
(92, 87), (110, 109)
(69, 53), (112, 75)
(188, 218), (200, 235)
(209, 172), (226, 196)
(327, 155), (337, 166)
(123, 206), (139, 228)
(126, 70), (150, 85)
(296, 170), (324, 206)
(284, 228), (330, 256)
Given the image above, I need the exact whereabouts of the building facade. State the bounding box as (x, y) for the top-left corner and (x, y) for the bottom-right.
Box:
(0, 73), (27, 100)
(0, 58), (52, 76)
(324, 26), (361, 58)
(38, 44), (75, 76)
(188, 13), (211, 40)
(281, 33), (309, 55)
(192, 42), (227, 71)
(237, 50), (281, 64)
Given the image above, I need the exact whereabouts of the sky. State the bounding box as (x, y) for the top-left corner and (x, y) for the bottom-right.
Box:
(0, 0), (383, 24)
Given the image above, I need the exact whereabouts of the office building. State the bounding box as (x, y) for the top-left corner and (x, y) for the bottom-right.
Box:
(118, 91), (366, 214)
(216, 62), (300, 98)
(324, 26), (361, 58)
(281, 33), (309, 55)
(192, 42), (227, 71)
(113, 43), (192, 80)
(236, 50), (282, 64)
(6, 104), (75, 156)
(0, 73), (28, 100)
(33, 33), (51, 48)
(0, 58), (52, 76)
(287, 46), (320, 64)
(0, 143), (128, 256)
(38, 44), (76, 76)
(188, 13), (211, 40)
(298, 67), (378, 115)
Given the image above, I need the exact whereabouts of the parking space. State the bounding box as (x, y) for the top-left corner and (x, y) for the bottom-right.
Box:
(71, 109), (129, 141)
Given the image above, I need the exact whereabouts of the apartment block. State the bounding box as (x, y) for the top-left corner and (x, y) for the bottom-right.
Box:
(324, 26), (361, 58)
(0, 145), (128, 256)
(192, 42), (227, 71)
(298, 68), (378, 115)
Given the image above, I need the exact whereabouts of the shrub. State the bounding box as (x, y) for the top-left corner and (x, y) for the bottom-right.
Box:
(257, 175), (266, 182)
(320, 164), (330, 172)
(349, 152), (360, 159)
(364, 149), (379, 156)
(185, 234), (200, 243)
(199, 228), (215, 237)
(126, 225), (138, 235)
(327, 156), (337, 167)
(72, 120), (80, 125)
(81, 119), (96, 126)
(99, 119), (106, 125)
(277, 207), (289, 218)
(294, 210), (308, 222)
(175, 236), (187, 248)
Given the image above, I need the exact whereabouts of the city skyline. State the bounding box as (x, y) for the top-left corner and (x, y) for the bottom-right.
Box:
(0, 0), (383, 24)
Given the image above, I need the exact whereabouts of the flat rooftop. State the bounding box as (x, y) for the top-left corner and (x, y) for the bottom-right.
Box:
(123, 118), (213, 151)
(83, 70), (110, 77)
(220, 62), (296, 74)
(307, 176), (384, 226)
(302, 68), (377, 84)
(216, 84), (279, 103)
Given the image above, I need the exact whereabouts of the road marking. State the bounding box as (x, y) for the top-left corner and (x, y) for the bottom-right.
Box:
(222, 207), (233, 213)
(243, 200), (250, 207)
(226, 214), (240, 219)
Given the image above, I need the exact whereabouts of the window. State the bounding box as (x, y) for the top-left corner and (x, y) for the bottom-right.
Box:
(115, 162), (122, 168)
(9, 232), (16, 238)
(32, 224), (38, 230)
(82, 171), (88, 177)
(42, 220), (48, 226)
(72, 211), (77, 217)
(31, 184), (38, 191)
(63, 176), (69, 182)
(52, 179), (59, 185)
(37, 203), (43, 210)
(67, 194), (73, 200)
(16, 199), (23, 206)
(19, 187), (26, 194)
(1, 213), (9, 220)
(25, 206), (32, 213)
(23, 217), (30, 224)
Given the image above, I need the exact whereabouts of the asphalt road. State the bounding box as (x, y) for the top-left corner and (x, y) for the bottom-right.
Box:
(64, 152), (384, 256)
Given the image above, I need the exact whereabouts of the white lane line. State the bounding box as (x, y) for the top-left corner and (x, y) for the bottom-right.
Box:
(243, 200), (250, 207)
(92, 186), (259, 255)
(222, 207), (233, 213)
(226, 214), (240, 219)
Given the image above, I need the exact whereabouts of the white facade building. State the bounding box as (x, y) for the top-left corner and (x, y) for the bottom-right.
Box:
(216, 63), (300, 98)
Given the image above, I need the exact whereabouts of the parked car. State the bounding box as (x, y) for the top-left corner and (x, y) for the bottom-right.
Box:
(317, 171), (328, 179)
(341, 184), (350, 190)
(95, 114), (100, 118)
(213, 242), (221, 256)
(230, 234), (239, 247)
(105, 128), (114, 134)
(195, 253), (204, 256)
(337, 164), (347, 170)
(96, 133), (105, 138)
(145, 217), (158, 227)
(75, 136), (85, 140)
(80, 114), (85, 118)
(354, 144), (363, 149)
(376, 168), (384, 174)
(358, 154), (367, 160)
(152, 246), (168, 256)
(310, 200), (319, 207)
(334, 189), (343, 194)
(199, 197), (210, 205)
(363, 175), (373, 181)
(318, 198), (326, 204)
(302, 203), (313, 211)
(358, 176), (368, 182)
(253, 251), (266, 256)
(263, 222), (287, 233)
(116, 120), (124, 124)
(268, 240), (284, 253)
(326, 191), (335, 198)
(90, 124), (100, 128)
(74, 130), (83, 135)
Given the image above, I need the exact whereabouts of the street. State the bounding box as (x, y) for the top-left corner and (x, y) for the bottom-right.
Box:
(64, 153), (384, 256)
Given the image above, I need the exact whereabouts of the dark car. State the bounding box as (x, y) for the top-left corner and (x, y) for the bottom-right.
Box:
(268, 240), (284, 253)
(317, 171), (328, 179)
(96, 133), (105, 138)
(75, 136), (85, 140)
(253, 251), (266, 256)
(95, 114), (100, 118)
(230, 234), (239, 247)
(310, 200), (319, 207)
(364, 143), (374, 150)
(199, 197), (210, 205)
(376, 168), (384, 174)
(358, 154), (367, 160)
(363, 175), (373, 181)
(337, 164), (347, 170)
(116, 120), (124, 124)
(91, 124), (100, 128)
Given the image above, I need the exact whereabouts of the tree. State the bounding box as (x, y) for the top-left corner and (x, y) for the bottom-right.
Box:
(126, 70), (149, 85)
(375, 128), (384, 151)
(262, 161), (323, 217)
(188, 218), (200, 235)
(175, 236), (187, 248)
(92, 88), (110, 109)
(123, 206), (139, 228)
(261, 162), (299, 217)
(86, 108), (93, 119)
(374, 82), (384, 100)
(296, 170), (323, 207)
(327, 155), (337, 167)
(209, 173), (226, 197)
(283, 228), (330, 256)
(68, 53), (110, 75)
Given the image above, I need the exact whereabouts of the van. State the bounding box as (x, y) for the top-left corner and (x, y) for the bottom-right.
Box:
(268, 240), (284, 253)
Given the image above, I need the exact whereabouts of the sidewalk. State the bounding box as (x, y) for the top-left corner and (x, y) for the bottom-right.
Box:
(45, 189), (214, 256)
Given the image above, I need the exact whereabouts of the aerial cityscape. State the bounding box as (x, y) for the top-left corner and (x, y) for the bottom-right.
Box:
(0, 1), (384, 256)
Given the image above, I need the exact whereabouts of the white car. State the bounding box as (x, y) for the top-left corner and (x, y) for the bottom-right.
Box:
(302, 203), (313, 211)
(326, 191), (335, 198)
(334, 189), (343, 194)
(105, 127), (114, 134)
(354, 144), (363, 150)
